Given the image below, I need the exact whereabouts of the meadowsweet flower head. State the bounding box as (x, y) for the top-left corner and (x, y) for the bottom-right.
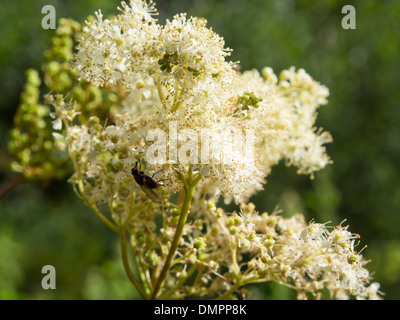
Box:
(71, 1), (333, 203)
(74, 0), (162, 88)
(163, 202), (380, 300)
(43, 0), (381, 300)
(159, 13), (232, 84)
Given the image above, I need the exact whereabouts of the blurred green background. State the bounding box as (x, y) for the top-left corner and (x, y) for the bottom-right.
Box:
(1, 0), (399, 299)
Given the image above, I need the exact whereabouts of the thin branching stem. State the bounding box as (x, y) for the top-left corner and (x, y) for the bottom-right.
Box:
(151, 167), (200, 299)
(119, 228), (147, 299)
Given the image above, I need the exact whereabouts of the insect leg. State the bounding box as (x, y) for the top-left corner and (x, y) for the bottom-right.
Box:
(151, 168), (164, 179)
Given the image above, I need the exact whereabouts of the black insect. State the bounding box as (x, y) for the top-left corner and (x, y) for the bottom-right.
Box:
(131, 161), (164, 202)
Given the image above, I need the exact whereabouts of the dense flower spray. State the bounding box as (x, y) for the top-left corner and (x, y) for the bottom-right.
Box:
(44, 0), (381, 299)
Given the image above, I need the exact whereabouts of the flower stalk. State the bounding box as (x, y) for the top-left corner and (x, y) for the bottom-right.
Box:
(151, 166), (200, 299)
(119, 228), (147, 299)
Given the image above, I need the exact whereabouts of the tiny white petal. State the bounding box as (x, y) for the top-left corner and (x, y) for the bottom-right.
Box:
(52, 118), (63, 130)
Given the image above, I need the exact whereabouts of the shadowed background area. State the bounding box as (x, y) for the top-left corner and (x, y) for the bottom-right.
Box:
(0, 0), (399, 299)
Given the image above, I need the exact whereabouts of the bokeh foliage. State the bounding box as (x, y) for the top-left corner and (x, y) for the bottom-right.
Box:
(0, 0), (399, 299)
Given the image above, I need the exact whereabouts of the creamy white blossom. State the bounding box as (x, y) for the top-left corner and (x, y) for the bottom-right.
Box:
(48, 0), (381, 300)
(71, 1), (332, 202)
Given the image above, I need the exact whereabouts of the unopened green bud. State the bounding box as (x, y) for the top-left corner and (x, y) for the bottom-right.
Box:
(230, 227), (238, 235)
(194, 237), (205, 249)
(261, 255), (272, 264)
(207, 202), (215, 210)
(265, 239), (275, 248)
(146, 251), (160, 266)
(245, 203), (255, 213)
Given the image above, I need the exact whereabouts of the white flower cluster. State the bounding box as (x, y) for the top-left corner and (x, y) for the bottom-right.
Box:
(185, 203), (381, 300)
(240, 67), (332, 178)
(74, 1), (161, 88)
(49, 0), (381, 300)
(71, 0), (332, 203)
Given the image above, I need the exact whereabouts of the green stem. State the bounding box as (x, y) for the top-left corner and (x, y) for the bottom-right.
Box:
(215, 281), (242, 300)
(64, 120), (118, 233)
(119, 229), (147, 299)
(231, 246), (241, 275)
(170, 88), (185, 113)
(189, 267), (202, 295)
(157, 79), (166, 110)
(158, 264), (197, 299)
(74, 177), (118, 232)
(136, 256), (152, 296)
(88, 199), (119, 232)
(150, 171), (199, 299)
(170, 248), (195, 267)
(215, 275), (259, 300)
